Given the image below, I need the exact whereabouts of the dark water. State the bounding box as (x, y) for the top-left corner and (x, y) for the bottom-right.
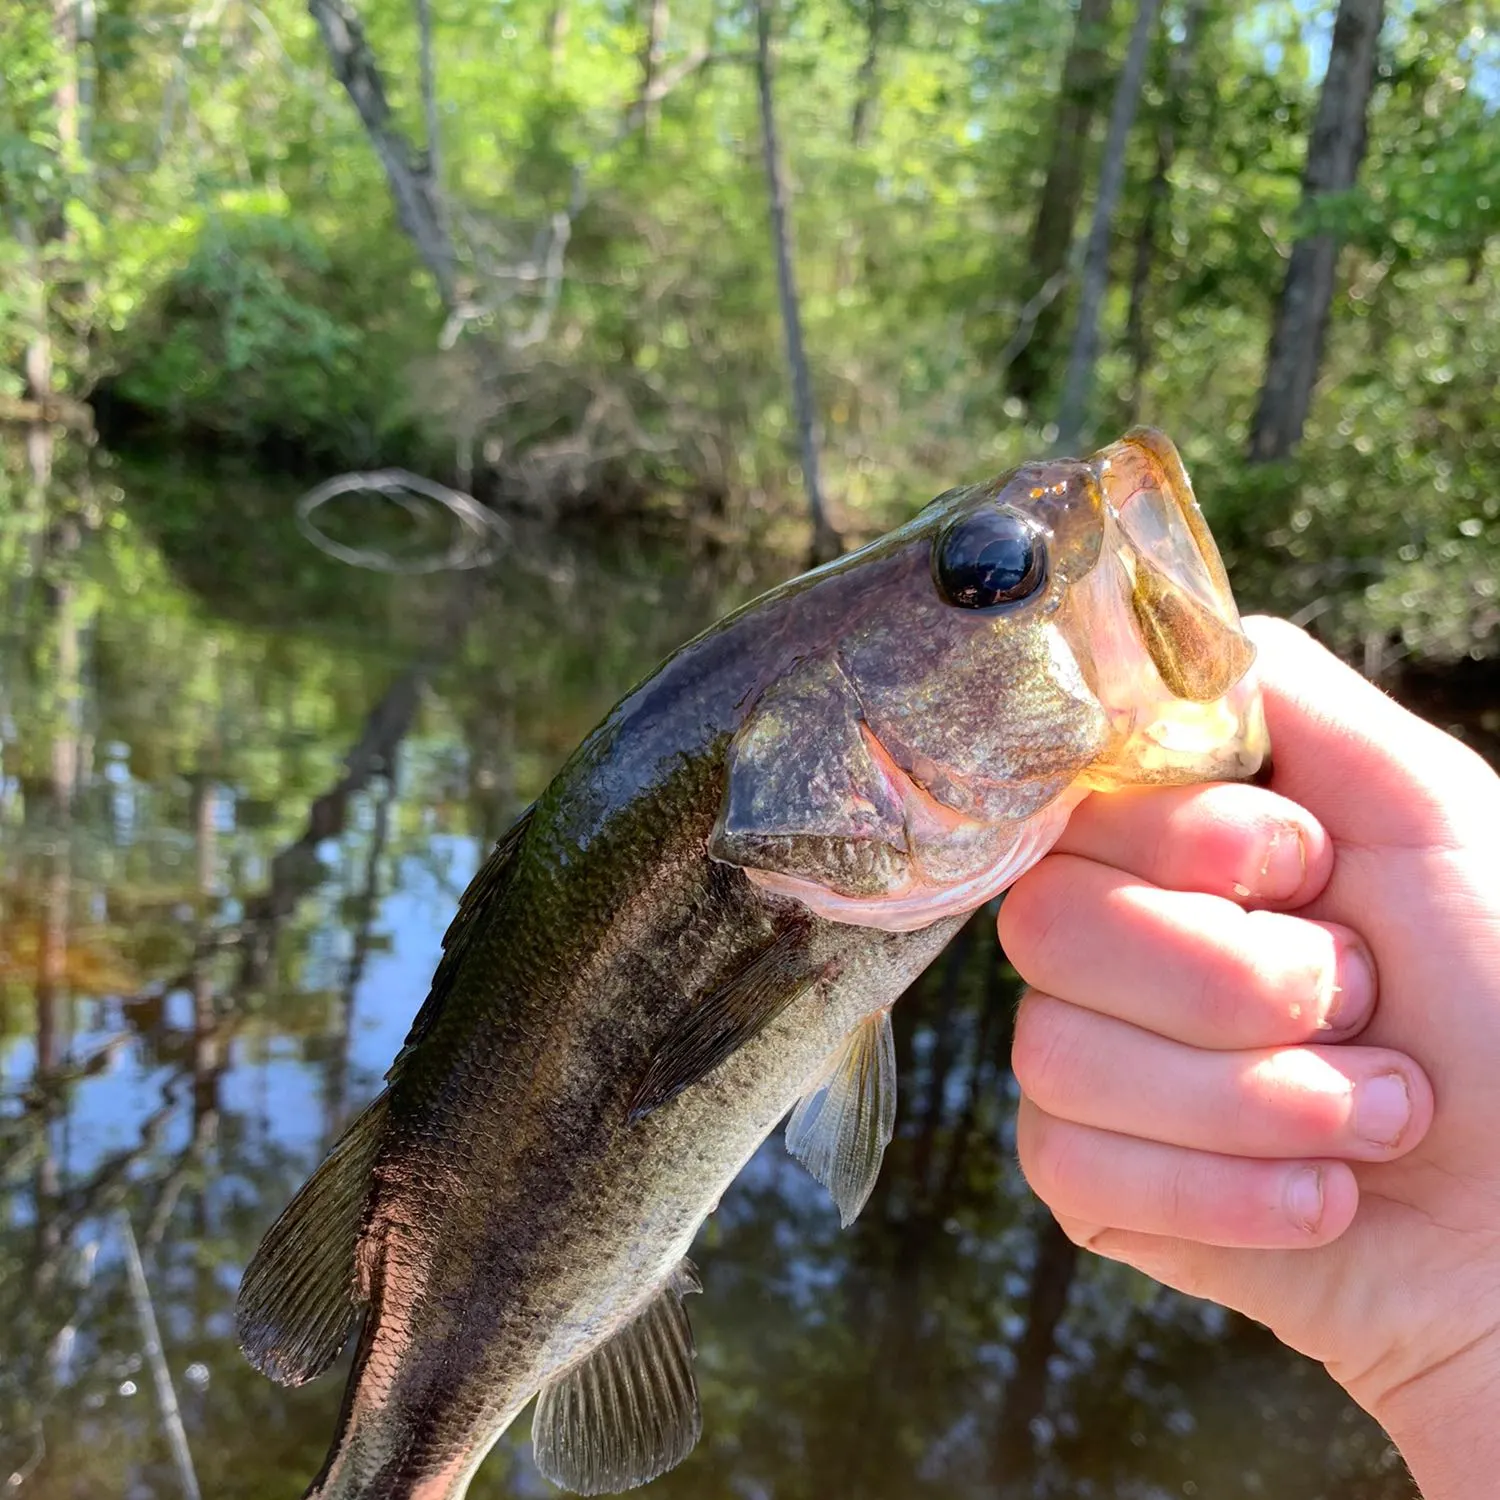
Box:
(0, 462), (1416, 1500)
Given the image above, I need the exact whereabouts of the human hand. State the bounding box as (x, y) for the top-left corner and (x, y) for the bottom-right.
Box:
(1001, 617), (1500, 1495)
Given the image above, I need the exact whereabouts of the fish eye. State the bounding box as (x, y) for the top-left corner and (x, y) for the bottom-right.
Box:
(932, 508), (1047, 610)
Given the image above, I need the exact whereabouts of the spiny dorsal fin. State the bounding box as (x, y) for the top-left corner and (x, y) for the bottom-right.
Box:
(786, 1008), (896, 1228)
(532, 1261), (703, 1495)
(388, 804), (534, 1080)
(235, 1090), (389, 1386)
(628, 916), (816, 1122)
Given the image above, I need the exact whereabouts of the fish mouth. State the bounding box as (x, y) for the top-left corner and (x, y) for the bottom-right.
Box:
(1072, 429), (1268, 790)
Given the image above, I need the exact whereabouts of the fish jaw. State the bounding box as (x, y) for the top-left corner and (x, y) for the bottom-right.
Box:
(1065, 430), (1268, 790)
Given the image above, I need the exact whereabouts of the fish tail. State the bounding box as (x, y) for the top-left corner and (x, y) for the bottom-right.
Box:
(300, 1316), (523, 1500)
(301, 1411), (516, 1500)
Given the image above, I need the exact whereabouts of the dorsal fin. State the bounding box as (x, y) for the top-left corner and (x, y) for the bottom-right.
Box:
(387, 804), (534, 1080)
(532, 1262), (703, 1495)
(785, 1008), (896, 1227)
(627, 914), (816, 1122)
(235, 1091), (389, 1385)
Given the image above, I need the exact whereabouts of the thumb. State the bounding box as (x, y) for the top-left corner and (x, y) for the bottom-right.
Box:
(1245, 617), (1491, 851)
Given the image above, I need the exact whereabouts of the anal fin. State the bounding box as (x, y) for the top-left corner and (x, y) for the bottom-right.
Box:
(786, 1008), (896, 1228)
(235, 1090), (388, 1386)
(532, 1261), (703, 1495)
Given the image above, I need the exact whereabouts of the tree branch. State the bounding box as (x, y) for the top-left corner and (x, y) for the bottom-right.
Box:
(307, 0), (460, 309)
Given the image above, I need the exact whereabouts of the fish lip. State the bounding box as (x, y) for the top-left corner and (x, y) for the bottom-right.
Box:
(1092, 427), (1242, 635)
(1068, 430), (1267, 786)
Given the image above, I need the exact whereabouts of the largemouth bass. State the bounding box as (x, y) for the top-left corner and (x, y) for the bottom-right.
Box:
(238, 429), (1266, 1500)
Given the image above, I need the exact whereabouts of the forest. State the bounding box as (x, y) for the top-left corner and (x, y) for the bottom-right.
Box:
(3, 0), (1498, 666)
(1, 2), (1498, 1497)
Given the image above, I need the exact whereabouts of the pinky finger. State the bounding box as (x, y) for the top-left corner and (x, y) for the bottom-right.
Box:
(1017, 1100), (1360, 1250)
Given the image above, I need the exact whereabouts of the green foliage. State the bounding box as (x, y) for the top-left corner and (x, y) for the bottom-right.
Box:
(113, 197), (429, 463)
(3, 0), (1498, 659)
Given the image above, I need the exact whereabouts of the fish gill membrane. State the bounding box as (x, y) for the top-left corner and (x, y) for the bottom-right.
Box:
(236, 429), (1266, 1500)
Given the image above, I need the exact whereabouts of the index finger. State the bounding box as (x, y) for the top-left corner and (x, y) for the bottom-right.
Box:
(1053, 781), (1333, 907)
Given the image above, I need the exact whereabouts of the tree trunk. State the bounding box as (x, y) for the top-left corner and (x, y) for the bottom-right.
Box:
(545, 1), (568, 67)
(1004, 0), (1115, 406)
(1053, 0), (1161, 455)
(307, 0), (461, 311)
(754, 0), (842, 564)
(1247, 0), (1385, 463)
(415, 0), (441, 189)
(637, 0), (669, 139)
(1124, 0), (1205, 421)
(849, 0), (885, 147)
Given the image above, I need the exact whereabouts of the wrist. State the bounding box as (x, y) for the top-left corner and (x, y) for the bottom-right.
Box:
(1357, 1332), (1500, 1500)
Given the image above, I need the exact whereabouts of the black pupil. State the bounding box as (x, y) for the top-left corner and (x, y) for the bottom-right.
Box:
(936, 511), (1043, 609)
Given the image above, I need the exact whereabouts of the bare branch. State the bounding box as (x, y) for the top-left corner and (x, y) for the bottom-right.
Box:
(117, 1213), (201, 1500)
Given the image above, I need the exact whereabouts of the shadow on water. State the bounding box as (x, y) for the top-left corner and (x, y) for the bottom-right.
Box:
(0, 455), (1420, 1498)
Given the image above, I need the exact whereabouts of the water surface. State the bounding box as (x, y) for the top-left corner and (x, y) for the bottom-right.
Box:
(0, 462), (1417, 1499)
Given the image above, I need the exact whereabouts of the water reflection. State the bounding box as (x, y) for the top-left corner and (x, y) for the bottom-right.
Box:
(0, 462), (1416, 1499)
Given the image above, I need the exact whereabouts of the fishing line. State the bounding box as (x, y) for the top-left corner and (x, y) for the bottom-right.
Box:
(295, 468), (509, 573)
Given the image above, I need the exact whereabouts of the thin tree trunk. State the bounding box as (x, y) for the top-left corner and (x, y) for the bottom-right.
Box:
(849, 0), (884, 147)
(1124, 0), (1205, 422)
(754, 0), (842, 564)
(1248, 0), (1385, 463)
(545, 1), (568, 67)
(637, 0), (669, 139)
(307, 0), (460, 311)
(991, 1215), (1082, 1492)
(1054, 0), (1161, 455)
(415, 0), (441, 190)
(1004, 0), (1115, 405)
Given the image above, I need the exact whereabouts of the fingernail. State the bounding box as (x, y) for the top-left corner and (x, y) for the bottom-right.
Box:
(1285, 1166), (1324, 1232)
(1322, 937), (1376, 1032)
(1249, 823), (1307, 902)
(1356, 1073), (1411, 1148)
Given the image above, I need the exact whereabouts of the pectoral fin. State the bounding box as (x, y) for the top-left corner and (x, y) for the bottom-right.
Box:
(235, 1091), (388, 1385)
(532, 1262), (703, 1496)
(785, 1009), (896, 1227)
(628, 916), (817, 1121)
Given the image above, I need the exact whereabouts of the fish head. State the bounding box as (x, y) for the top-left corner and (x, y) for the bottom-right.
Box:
(711, 428), (1267, 930)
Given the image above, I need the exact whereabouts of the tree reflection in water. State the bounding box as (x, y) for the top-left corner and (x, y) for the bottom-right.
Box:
(0, 465), (1418, 1499)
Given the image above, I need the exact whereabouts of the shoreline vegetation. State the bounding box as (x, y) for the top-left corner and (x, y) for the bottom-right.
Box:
(3, 0), (1497, 667)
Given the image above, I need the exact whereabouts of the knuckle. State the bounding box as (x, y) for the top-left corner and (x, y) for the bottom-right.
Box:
(1017, 1107), (1078, 1206)
(1010, 993), (1083, 1110)
(1148, 1154), (1197, 1231)
(999, 858), (1080, 983)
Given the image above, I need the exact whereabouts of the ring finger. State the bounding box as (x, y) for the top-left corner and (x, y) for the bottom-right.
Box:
(1012, 991), (1432, 1161)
